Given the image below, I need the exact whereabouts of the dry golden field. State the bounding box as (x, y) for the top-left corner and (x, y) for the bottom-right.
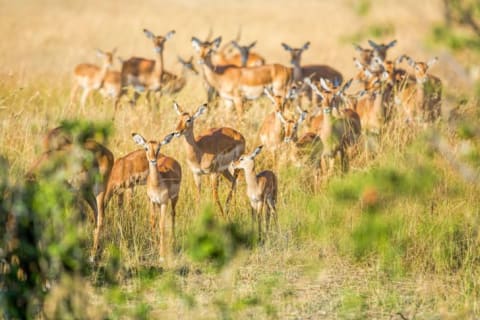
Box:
(1, 0), (480, 319)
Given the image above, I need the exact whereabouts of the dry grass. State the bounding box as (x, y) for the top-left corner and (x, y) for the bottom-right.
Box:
(2, 0), (480, 318)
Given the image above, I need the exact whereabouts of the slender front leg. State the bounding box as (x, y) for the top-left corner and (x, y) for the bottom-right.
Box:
(233, 96), (244, 119)
(210, 173), (225, 217)
(256, 202), (263, 242)
(170, 197), (178, 251)
(193, 173), (202, 204)
(80, 88), (91, 112)
(159, 203), (167, 262)
(89, 192), (102, 262)
(222, 169), (237, 216)
(149, 201), (156, 232)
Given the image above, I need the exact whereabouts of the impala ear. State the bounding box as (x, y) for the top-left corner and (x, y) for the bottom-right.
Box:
(191, 37), (201, 52)
(161, 132), (175, 145)
(302, 41), (310, 50)
(387, 39), (397, 48)
(193, 103), (207, 119)
(353, 57), (364, 70)
(231, 41), (240, 49)
(395, 54), (406, 65)
(296, 106), (307, 123)
(132, 133), (147, 148)
(143, 29), (156, 39)
(320, 78), (332, 92)
(173, 101), (183, 115)
(427, 57), (438, 69)
(165, 30), (176, 40)
(212, 36), (222, 49)
(281, 43), (292, 51)
(248, 41), (257, 49)
(353, 44), (363, 52)
(368, 39), (379, 49)
(405, 56), (416, 68)
(95, 48), (105, 57)
(276, 111), (287, 124)
(250, 145), (263, 159)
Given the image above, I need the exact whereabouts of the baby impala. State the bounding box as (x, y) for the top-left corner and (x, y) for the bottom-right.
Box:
(231, 146), (278, 240)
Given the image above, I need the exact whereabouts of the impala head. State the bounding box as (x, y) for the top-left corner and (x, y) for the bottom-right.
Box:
(231, 40), (257, 67)
(96, 48), (116, 68)
(368, 39), (397, 61)
(191, 36), (222, 64)
(404, 56), (438, 84)
(143, 29), (175, 53)
(231, 146), (263, 171)
(277, 106), (307, 143)
(132, 132), (175, 164)
(173, 102), (207, 137)
(178, 55), (199, 75)
(281, 41), (310, 66)
(264, 87), (287, 112)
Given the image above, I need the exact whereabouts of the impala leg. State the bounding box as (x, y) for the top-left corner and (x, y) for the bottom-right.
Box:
(265, 199), (271, 235)
(257, 202), (263, 243)
(69, 83), (79, 108)
(149, 200), (156, 232)
(222, 169), (237, 215)
(171, 197), (178, 252)
(159, 203), (167, 262)
(250, 206), (256, 232)
(80, 88), (91, 113)
(268, 198), (279, 232)
(210, 173), (225, 217)
(89, 191), (103, 263)
(233, 96), (244, 119)
(193, 173), (202, 204)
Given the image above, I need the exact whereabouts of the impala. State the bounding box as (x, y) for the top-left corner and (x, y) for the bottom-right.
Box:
(258, 88), (303, 151)
(160, 56), (199, 95)
(104, 146), (182, 208)
(212, 40), (265, 67)
(398, 56), (442, 123)
(231, 146), (278, 240)
(354, 39), (397, 72)
(191, 36), (292, 118)
(171, 102), (246, 216)
(306, 79), (361, 175)
(132, 132), (181, 261)
(115, 29), (175, 109)
(27, 129), (114, 262)
(70, 48), (116, 111)
(281, 41), (343, 103)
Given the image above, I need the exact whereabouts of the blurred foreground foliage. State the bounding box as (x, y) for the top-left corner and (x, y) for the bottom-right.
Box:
(0, 120), (110, 319)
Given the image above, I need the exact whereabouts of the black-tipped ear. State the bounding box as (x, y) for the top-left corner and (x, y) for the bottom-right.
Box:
(302, 41), (310, 50)
(250, 145), (263, 159)
(165, 30), (176, 40)
(173, 101), (183, 115)
(143, 29), (156, 39)
(248, 41), (257, 49)
(132, 133), (147, 147)
(191, 37), (201, 51)
(212, 36), (222, 49)
(387, 39), (397, 48)
(281, 43), (291, 51)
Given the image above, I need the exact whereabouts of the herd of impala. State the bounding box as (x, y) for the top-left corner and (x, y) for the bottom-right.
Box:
(27, 28), (442, 262)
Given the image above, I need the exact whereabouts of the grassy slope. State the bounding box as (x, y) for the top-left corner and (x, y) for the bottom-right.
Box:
(1, 0), (479, 318)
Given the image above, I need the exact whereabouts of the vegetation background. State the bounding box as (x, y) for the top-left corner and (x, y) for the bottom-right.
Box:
(1, 0), (480, 318)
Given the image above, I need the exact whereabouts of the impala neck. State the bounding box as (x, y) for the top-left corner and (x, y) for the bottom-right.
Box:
(147, 160), (160, 187)
(292, 63), (303, 82)
(154, 50), (164, 81)
(97, 61), (110, 86)
(181, 125), (202, 161)
(242, 165), (259, 195)
(200, 56), (221, 89)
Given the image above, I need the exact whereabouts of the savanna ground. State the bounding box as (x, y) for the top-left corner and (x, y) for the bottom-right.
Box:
(1, 0), (480, 319)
